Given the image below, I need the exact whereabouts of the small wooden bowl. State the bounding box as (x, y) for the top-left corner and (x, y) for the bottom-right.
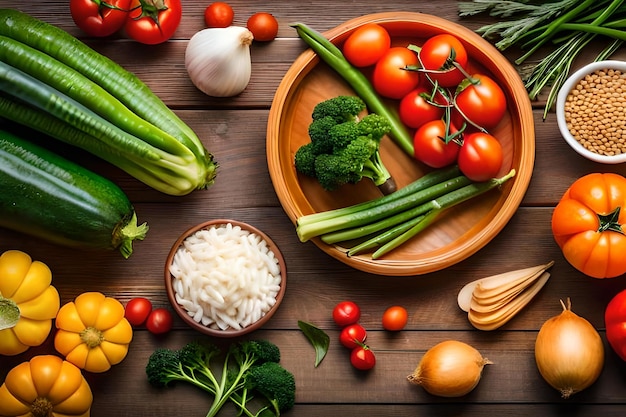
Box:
(556, 60), (626, 164)
(164, 219), (286, 337)
(267, 12), (535, 276)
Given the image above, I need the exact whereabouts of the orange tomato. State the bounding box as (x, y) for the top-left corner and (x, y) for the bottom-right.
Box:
(552, 173), (626, 278)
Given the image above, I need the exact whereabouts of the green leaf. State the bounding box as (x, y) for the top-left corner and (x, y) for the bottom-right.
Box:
(298, 320), (330, 367)
(0, 297), (20, 330)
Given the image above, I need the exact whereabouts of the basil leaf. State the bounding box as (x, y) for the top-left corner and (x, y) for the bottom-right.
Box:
(298, 320), (330, 367)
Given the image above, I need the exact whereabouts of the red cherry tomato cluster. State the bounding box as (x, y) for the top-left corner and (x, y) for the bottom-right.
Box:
(70, 0), (182, 44)
(125, 297), (173, 335)
(203, 3), (279, 42)
(341, 26), (507, 182)
(332, 301), (375, 370)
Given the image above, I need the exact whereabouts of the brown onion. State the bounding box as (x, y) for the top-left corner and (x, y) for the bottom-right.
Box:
(407, 340), (492, 397)
(535, 298), (604, 399)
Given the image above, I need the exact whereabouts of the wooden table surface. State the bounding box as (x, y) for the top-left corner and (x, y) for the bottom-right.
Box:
(3, 1), (626, 416)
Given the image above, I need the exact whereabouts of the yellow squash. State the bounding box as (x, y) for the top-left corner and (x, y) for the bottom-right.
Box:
(0, 249), (60, 355)
(54, 291), (133, 373)
(0, 354), (93, 417)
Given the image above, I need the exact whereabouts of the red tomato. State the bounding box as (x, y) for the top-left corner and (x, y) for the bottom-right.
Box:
(246, 12), (279, 42)
(419, 34), (469, 87)
(453, 74), (507, 130)
(372, 47), (421, 99)
(70, 0), (132, 37)
(339, 324), (367, 349)
(458, 132), (503, 182)
(382, 306), (408, 331)
(342, 23), (391, 68)
(332, 301), (361, 327)
(125, 297), (153, 326)
(350, 345), (376, 370)
(552, 173), (626, 278)
(605, 289), (626, 360)
(125, 0), (182, 45)
(412, 119), (461, 168)
(399, 86), (447, 129)
(146, 308), (173, 334)
(204, 2), (234, 28)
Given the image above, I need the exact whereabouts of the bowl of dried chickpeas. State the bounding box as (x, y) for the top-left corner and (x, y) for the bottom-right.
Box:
(556, 60), (626, 164)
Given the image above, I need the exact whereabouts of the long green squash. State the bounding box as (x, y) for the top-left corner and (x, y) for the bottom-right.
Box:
(0, 128), (148, 258)
(0, 8), (217, 196)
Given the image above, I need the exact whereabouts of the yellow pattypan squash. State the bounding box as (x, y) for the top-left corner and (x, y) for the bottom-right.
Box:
(54, 291), (133, 373)
(0, 354), (92, 417)
(0, 249), (60, 356)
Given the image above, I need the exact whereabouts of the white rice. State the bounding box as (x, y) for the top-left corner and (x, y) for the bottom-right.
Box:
(169, 223), (282, 331)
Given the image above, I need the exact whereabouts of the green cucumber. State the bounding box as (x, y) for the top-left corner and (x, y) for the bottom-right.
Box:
(0, 129), (148, 258)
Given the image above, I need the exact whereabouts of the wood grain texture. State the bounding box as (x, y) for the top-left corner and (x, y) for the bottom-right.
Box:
(1, 1), (626, 416)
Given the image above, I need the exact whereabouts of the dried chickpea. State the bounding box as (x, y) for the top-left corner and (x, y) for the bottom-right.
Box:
(564, 69), (626, 156)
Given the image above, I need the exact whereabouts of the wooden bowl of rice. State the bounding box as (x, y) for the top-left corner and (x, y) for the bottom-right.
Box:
(164, 219), (286, 337)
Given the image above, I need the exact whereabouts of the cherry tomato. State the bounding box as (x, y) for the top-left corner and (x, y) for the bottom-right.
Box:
(146, 308), (173, 334)
(339, 324), (368, 349)
(453, 74), (507, 130)
(412, 119), (461, 168)
(458, 132), (503, 182)
(342, 23), (391, 68)
(332, 301), (361, 327)
(124, 297), (153, 326)
(246, 12), (279, 42)
(382, 306), (408, 331)
(399, 86), (447, 129)
(350, 345), (376, 370)
(372, 47), (421, 99)
(419, 34), (468, 87)
(125, 0), (182, 45)
(204, 2), (234, 28)
(70, 0), (132, 37)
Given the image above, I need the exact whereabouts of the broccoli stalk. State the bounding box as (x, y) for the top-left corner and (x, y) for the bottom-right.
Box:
(145, 340), (295, 417)
(294, 95), (397, 195)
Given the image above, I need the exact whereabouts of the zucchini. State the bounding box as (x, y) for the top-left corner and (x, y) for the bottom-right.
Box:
(0, 128), (148, 258)
(0, 9), (217, 196)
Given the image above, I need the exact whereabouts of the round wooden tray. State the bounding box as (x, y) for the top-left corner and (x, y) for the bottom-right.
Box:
(267, 12), (535, 276)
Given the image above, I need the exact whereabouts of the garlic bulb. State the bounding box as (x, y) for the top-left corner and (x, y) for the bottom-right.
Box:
(185, 26), (254, 97)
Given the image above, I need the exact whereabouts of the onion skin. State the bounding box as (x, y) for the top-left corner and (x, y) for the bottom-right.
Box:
(407, 340), (492, 397)
(534, 298), (604, 399)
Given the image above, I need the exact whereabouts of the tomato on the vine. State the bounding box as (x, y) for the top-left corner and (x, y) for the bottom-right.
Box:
(372, 47), (421, 99)
(332, 301), (361, 327)
(419, 34), (468, 87)
(204, 2), (234, 28)
(350, 345), (376, 370)
(412, 119), (461, 168)
(453, 74), (507, 130)
(247, 12), (279, 42)
(342, 23), (391, 68)
(399, 86), (447, 129)
(340, 324), (367, 349)
(458, 132), (503, 182)
(382, 306), (408, 331)
(125, 0), (182, 45)
(125, 297), (153, 326)
(70, 0), (132, 37)
(146, 308), (173, 334)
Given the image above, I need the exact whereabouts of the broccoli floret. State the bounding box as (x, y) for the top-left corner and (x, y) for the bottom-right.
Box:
(145, 340), (293, 417)
(294, 96), (396, 194)
(311, 95), (365, 123)
(243, 362), (296, 416)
